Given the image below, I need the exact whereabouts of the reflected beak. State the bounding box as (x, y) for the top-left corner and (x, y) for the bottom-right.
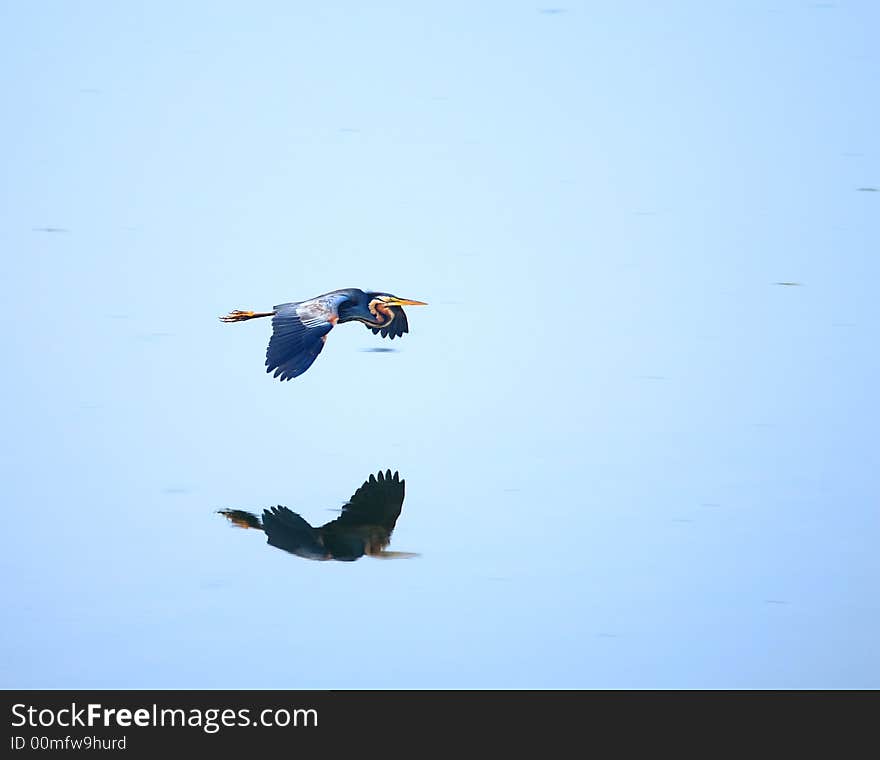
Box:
(386, 297), (428, 307)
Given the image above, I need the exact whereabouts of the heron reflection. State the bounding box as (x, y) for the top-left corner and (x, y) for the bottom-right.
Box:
(219, 470), (416, 561)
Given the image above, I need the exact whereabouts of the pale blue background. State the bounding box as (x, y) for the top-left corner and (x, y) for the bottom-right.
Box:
(1, 1), (877, 688)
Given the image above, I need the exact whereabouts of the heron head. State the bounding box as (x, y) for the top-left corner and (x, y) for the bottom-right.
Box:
(366, 293), (428, 309)
(363, 293), (427, 326)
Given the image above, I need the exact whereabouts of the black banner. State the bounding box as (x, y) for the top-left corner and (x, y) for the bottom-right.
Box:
(0, 690), (865, 754)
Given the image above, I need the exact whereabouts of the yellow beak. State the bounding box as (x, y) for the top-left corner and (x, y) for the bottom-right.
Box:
(386, 297), (428, 307)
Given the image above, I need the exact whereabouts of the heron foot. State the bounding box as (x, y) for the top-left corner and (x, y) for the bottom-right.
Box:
(220, 309), (274, 323)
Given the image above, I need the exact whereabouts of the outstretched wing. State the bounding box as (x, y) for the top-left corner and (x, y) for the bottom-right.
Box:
(366, 306), (409, 340)
(320, 470), (406, 543)
(266, 293), (350, 381)
(261, 506), (329, 560)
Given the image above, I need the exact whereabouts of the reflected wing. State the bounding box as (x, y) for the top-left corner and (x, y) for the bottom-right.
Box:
(261, 506), (329, 560)
(366, 306), (409, 340)
(266, 294), (349, 381)
(320, 470), (405, 557)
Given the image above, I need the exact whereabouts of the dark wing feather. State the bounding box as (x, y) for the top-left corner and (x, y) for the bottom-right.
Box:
(261, 506), (329, 560)
(367, 306), (409, 340)
(266, 294), (349, 381)
(318, 470), (405, 559)
(322, 470), (405, 534)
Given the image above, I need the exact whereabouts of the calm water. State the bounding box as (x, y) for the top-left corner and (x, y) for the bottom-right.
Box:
(2, 2), (878, 688)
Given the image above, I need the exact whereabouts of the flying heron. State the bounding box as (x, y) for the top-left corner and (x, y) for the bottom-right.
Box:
(220, 288), (427, 380)
(218, 470), (417, 561)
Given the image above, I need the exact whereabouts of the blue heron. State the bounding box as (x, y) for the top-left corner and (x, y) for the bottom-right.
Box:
(220, 288), (427, 380)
